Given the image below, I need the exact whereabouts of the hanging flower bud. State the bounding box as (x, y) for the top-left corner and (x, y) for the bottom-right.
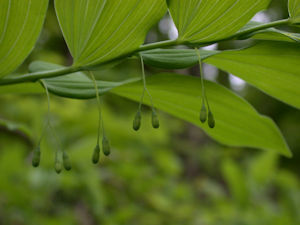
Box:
(55, 161), (62, 174)
(151, 109), (160, 129)
(92, 144), (100, 164)
(208, 111), (215, 129)
(200, 101), (207, 123)
(102, 136), (111, 156)
(63, 151), (72, 171)
(133, 111), (142, 131)
(32, 146), (41, 167)
(55, 152), (62, 174)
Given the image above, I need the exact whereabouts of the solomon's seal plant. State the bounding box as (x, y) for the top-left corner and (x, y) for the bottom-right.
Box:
(1, 0), (300, 172)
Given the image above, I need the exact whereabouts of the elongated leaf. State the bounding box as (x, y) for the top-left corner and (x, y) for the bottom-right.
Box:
(205, 41), (300, 109)
(142, 49), (219, 69)
(28, 61), (139, 99)
(111, 73), (291, 157)
(289, 0), (300, 23)
(55, 0), (167, 68)
(239, 21), (300, 42)
(0, 0), (49, 77)
(222, 159), (249, 206)
(246, 29), (300, 42)
(168, 0), (271, 43)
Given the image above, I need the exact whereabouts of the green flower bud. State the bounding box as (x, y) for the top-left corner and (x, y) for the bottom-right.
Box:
(32, 146), (41, 168)
(208, 111), (215, 129)
(102, 136), (111, 156)
(200, 102), (207, 123)
(92, 144), (100, 164)
(55, 161), (62, 174)
(63, 151), (72, 171)
(133, 111), (142, 131)
(55, 152), (62, 174)
(151, 109), (160, 129)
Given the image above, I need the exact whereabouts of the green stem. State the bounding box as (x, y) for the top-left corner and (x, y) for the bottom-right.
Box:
(138, 39), (180, 52)
(233, 19), (290, 39)
(186, 19), (291, 47)
(0, 19), (290, 87)
(41, 80), (63, 152)
(89, 71), (103, 144)
(0, 66), (81, 85)
(195, 48), (206, 101)
(139, 54), (154, 109)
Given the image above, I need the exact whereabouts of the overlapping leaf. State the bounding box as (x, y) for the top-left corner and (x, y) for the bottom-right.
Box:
(0, 0), (49, 77)
(111, 73), (291, 157)
(142, 49), (219, 69)
(54, 0), (167, 68)
(168, 0), (271, 43)
(238, 21), (300, 42)
(28, 61), (138, 99)
(205, 41), (300, 109)
(289, 0), (300, 24)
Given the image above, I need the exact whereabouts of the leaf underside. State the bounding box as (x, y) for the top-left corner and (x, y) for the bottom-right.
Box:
(239, 21), (300, 42)
(289, 0), (300, 23)
(205, 41), (300, 109)
(168, 0), (271, 43)
(54, 0), (167, 67)
(0, 0), (49, 77)
(28, 61), (137, 99)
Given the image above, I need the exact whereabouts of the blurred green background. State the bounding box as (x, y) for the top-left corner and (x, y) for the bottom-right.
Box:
(0, 0), (300, 224)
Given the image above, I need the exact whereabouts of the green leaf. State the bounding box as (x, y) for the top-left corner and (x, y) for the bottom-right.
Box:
(0, 118), (33, 142)
(142, 49), (219, 69)
(54, 0), (167, 67)
(28, 61), (139, 99)
(239, 21), (300, 42)
(168, 0), (271, 43)
(222, 159), (249, 206)
(0, 83), (43, 95)
(111, 73), (291, 157)
(289, 0), (300, 24)
(0, 0), (49, 77)
(205, 41), (300, 109)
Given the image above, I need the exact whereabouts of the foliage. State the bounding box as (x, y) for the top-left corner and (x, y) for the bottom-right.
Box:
(0, 0), (300, 222)
(0, 0), (299, 157)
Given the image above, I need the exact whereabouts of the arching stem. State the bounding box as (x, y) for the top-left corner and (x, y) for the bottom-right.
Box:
(88, 71), (103, 145)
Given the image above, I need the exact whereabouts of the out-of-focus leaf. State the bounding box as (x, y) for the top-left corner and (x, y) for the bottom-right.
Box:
(0, 118), (33, 143)
(205, 41), (300, 109)
(0, 83), (43, 95)
(111, 73), (291, 157)
(54, 0), (167, 67)
(142, 49), (219, 69)
(249, 152), (278, 184)
(222, 159), (249, 206)
(0, 0), (49, 77)
(289, 0), (300, 24)
(168, 0), (271, 43)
